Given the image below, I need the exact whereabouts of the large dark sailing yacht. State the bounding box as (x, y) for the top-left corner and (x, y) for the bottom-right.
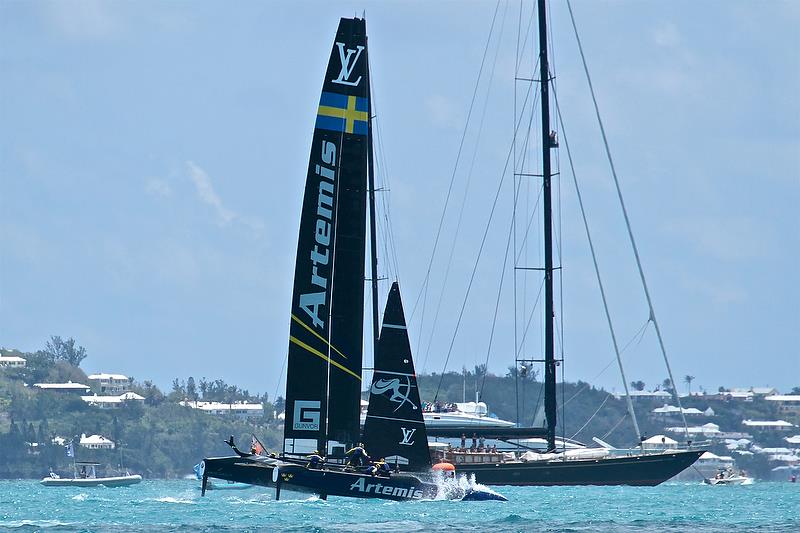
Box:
(198, 16), (502, 502)
(424, 0), (704, 485)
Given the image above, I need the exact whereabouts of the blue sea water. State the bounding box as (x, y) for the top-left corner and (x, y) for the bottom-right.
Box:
(0, 479), (797, 532)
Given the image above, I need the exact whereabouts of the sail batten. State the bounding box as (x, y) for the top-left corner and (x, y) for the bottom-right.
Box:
(284, 17), (370, 455)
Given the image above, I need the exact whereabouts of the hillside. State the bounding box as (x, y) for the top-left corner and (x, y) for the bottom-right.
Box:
(1, 341), (797, 480)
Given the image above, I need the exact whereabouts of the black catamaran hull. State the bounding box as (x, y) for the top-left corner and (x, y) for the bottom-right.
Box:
(200, 456), (279, 490)
(201, 457), (440, 501)
(275, 464), (439, 501)
(455, 449), (704, 486)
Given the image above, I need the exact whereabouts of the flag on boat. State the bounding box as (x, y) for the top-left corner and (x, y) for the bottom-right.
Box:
(251, 434), (266, 456)
(65, 442), (74, 458)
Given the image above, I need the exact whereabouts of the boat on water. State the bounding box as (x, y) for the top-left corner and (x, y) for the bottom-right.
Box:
(703, 468), (754, 486)
(41, 462), (142, 488)
(704, 475), (754, 486)
(406, 0), (704, 486)
(199, 16), (503, 502)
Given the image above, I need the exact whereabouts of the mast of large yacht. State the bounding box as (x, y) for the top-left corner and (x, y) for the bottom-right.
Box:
(537, 0), (557, 453)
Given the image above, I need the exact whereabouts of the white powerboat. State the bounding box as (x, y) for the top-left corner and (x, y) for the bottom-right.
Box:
(41, 462), (142, 487)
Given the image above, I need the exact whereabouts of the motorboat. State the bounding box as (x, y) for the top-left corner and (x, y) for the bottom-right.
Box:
(41, 462), (142, 487)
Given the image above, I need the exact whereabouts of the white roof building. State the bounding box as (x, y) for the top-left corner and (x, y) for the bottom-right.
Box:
(742, 419), (795, 431)
(33, 381), (91, 393)
(0, 356), (27, 367)
(87, 373), (129, 381)
(81, 392), (145, 409)
(617, 390), (672, 400)
(754, 447), (794, 455)
(79, 434), (115, 450)
(180, 400), (264, 419)
(699, 451), (735, 463)
(667, 422), (720, 437)
(765, 395), (800, 403)
(651, 404), (704, 416)
(87, 373), (131, 394)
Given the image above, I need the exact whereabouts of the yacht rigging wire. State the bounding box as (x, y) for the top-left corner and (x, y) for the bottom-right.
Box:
(565, 0), (690, 440)
(409, 0), (501, 326)
(553, 89), (642, 442)
(432, 74), (538, 402)
(570, 393), (611, 440)
(420, 1), (509, 373)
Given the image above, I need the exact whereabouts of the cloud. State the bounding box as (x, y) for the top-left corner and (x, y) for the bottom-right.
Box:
(186, 161), (235, 226)
(145, 178), (172, 198)
(184, 161), (264, 235)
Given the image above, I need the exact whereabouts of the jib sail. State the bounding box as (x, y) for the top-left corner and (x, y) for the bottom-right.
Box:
(284, 17), (369, 455)
(362, 282), (431, 471)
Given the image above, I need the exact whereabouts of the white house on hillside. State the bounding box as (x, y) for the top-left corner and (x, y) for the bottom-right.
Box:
(742, 419), (795, 431)
(79, 434), (115, 450)
(765, 395), (800, 418)
(0, 356), (26, 368)
(179, 400), (264, 420)
(33, 381), (91, 394)
(666, 422), (720, 437)
(615, 390), (671, 401)
(81, 392), (145, 409)
(652, 404), (706, 416)
(87, 373), (131, 394)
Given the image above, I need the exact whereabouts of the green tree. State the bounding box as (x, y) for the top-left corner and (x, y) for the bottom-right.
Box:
(630, 380), (646, 391)
(186, 377), (197, 401)
(43, 336), (87, 367)
(684, 375), (695, 394)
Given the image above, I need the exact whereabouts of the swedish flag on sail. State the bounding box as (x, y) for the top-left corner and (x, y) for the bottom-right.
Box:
(316, 92), (369, 135)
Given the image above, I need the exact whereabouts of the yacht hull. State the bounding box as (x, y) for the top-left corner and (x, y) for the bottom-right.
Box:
(454, 449), (704, 486)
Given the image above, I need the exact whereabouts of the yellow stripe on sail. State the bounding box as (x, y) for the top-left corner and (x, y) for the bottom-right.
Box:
(291, 314), (347, 360)
(289, 336), (361, 381)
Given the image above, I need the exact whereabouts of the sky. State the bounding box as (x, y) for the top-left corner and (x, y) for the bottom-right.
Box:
(1, 1), (798, 400)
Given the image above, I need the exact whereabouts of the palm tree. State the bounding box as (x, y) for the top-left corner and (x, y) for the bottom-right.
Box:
(684, 375), (695, 395)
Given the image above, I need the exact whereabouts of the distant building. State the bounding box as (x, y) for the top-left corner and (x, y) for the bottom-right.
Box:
(745, 387), (780, 397)
(742, 419), (795, 431)
(79, 433), (115, 450)
(87, 373), (131, 394)
(179, 400), (264, 420)
(0, 356), (26, 368)
(765, 395), (800, 419)
(666, 422), (720, 438)
(81, 392), (145, 409)
(651, 404), (705, 417)
(33, 381), (91, 394)
(615, 390), (671, 401)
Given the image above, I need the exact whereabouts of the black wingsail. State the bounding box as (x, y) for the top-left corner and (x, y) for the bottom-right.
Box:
(362, 282), (431, 471)
(283, 17), (369, 455)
